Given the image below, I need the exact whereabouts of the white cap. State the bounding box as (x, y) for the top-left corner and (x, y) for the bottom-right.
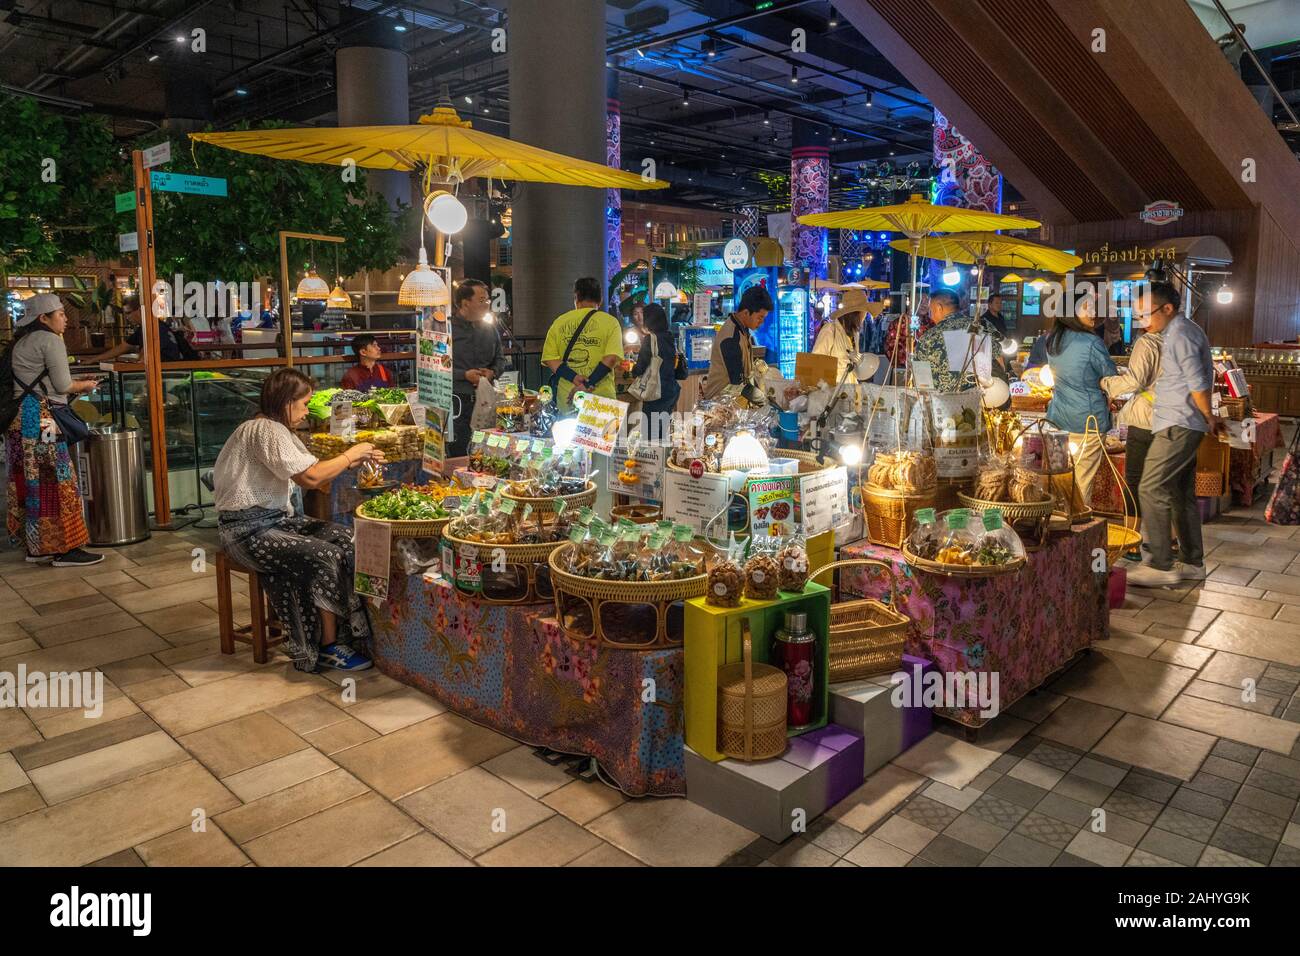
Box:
(16, 293), (62, 327)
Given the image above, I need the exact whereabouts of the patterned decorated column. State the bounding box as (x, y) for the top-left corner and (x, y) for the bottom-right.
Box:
(790, 119), (830, 279)
(606, 69), (623, 291)
(933, 108), (1002, 213)
(735, 205), (762, 238)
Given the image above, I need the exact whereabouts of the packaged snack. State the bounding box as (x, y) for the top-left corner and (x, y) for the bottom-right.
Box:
(744, 552), (780, 601)
(496, 383), (526, 432)
(1009, 467), (1049, 503)
(706, 560), (743, 607)
(974, 459), (1012, 501)
(776, 536), (810, 592)
(972, 509), (1024, 566)
(905, 507), (941, 560)
(934, 509), (979, 566)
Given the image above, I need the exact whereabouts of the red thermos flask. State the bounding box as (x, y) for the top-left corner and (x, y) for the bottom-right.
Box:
(773, 610), (816, 729)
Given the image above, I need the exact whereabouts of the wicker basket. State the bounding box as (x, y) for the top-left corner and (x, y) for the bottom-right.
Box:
(1105, 521), (1142, 566)
(957, 492), (1054, 550)
(902, 542), (1027, 578)
(1195, 470), (1225, 497)
(441, 528), (565, 604)
(1220, 396), (1250, 421)
(352, 508), (449, 539)
(610, 503), (661, 524)
(812, 559), (909, 682)
(934, 476), (970, 512)
(862, 483), (937, 550)
(548, 543), (709, 647)
(717, 619), (788, 761)
(666, 447), (833, 476)
(1010, 394), (1050, 413)
(500, 481), (598, 517)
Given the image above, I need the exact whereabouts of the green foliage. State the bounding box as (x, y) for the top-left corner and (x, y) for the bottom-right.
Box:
(137, 122), (409, 283)
(0, 97), (121, 270)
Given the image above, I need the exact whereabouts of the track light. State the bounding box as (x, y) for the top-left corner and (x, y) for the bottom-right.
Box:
(865, 91), (874, 109)
(790, 66), (799, 84)
(703, 38), (717, 58)
(763, 111), (771, 125)
(682, 88), (690, 106)
(146, 45), (159, 62)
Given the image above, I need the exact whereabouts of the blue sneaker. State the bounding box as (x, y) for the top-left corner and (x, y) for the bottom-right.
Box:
(318, 643), (373, 671)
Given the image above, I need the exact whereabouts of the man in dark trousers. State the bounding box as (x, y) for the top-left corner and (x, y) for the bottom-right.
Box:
(449, 278), (505, 458)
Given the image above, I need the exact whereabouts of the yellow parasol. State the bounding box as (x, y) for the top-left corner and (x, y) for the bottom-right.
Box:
(190, 97), (668, 194)
(812, 278), (890, 292)
(887, 232), (1081, 276)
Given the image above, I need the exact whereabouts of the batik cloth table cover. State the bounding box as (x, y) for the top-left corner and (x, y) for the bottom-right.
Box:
(1231, 411), (1282, 506)
(368, 572), (686, 796)
(838, 520), (1108, 728)
(1090, 451), (1128, 515)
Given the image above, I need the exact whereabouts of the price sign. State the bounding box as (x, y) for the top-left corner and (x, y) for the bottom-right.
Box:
(662, 467), (731, 534)
(797, 466), (850, 537)
(606, 442), (668, 500)
(746, 474), (797, 537)
(572, 393), (629, 456)
(353, 517), (392, 600)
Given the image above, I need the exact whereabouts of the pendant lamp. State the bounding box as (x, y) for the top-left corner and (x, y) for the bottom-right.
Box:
(327, 245), (352, 309)
(398, 247), (450, 307)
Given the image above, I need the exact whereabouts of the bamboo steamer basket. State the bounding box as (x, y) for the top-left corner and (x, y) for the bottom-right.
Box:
(812, 559), (909, 682)
(862, 483), (937, 550)
(717, 620), (788, 761)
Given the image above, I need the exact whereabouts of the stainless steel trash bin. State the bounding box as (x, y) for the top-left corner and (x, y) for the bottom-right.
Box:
(80, 426), (151, 546)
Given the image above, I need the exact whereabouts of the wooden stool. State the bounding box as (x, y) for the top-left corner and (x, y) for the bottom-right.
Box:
(216, 551), (285, 664)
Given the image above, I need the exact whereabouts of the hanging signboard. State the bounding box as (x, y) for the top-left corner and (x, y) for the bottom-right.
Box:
(142, 141), (172, 169)
(353, 517), (392, 601)
(149, 172), (228, 197)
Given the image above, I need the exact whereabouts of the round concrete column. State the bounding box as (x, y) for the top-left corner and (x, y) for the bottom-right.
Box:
(337, 22), (411, 213)
(508, 0), (607, 335)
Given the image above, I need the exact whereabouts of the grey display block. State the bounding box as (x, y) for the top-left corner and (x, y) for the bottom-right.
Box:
(831, 676), (908, 777)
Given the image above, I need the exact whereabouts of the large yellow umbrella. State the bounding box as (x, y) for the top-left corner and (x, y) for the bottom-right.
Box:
(887, 232), (1082, 275)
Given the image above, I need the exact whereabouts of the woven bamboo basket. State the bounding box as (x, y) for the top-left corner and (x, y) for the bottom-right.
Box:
(352, 507), (449, 539)
(610, 503), (661, 524)
(1106, 522), (1142, 566)
(1220, 396), (1250, 421)
(500, 481), (598, 517)
(934, 476), (971, 512)
(441, 525), (566, 604)
(547, 542), (709, 647)
(665, 447), (833, 476)
(902, 542), (1027, 578)
(717, 620), (788, 761)
(957, 492), (1054, 550)
(862, 483), (937, 550)
(812, 559), (909, 682)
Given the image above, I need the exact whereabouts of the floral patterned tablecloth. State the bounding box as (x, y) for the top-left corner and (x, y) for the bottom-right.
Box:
(839, 521), (1108, 729)
(1231, 412), (1282, 506)
(368, 572), (686, 796)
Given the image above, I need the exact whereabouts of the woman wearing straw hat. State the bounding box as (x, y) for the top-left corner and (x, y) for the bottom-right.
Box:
(812, 287), (871, 382)
(4, 293), (104, 566)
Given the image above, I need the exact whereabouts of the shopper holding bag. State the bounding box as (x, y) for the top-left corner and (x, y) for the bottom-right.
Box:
(3, 293), (103, 567)
(628, 304), (679, 442)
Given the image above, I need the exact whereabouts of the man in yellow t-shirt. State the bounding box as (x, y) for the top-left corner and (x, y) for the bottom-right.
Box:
(541, 276), (625, 411)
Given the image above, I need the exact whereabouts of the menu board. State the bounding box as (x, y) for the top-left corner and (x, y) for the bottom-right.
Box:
(662, 467), (731, 534)
(797, 466), (851, 537)
(422, 407), (447, 476)
(746, 474), (797, 537)
(353, 517), (392, 600)
(417, 290), (454, 437)
(693, 292), (712, 326)
(606, 442), (668, 500)
(572, 393), (629, 456)
(330, 400), (355, 440)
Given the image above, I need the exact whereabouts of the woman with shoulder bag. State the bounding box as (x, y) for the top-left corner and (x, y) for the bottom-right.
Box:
(628, 304), (680, 442)
(4, 294), (103, 567)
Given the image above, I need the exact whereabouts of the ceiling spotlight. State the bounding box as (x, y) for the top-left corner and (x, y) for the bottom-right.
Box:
(829, 17), (840, 28)
(635, 48), (645, 57)
(703, 38), (717, 58)
(174, 35), (185, 43)
(763, 111), (771, 125)
(865, 91), (874, 109)
(464, 95), (473, 104)
(637, 77), (644, 88)
(394, 21), (407, 32)
(790, 66), (799, 84)
(234, 87), (248, 96)
(682, 88), (690, 106)
(146, 45), (159, 62)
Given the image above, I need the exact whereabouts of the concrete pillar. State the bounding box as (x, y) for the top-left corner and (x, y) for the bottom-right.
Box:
(790, 119), (830, 280)
(336, 18), (411, 214)
(508, 0), (606, 336)
(606, 69), (623, 294)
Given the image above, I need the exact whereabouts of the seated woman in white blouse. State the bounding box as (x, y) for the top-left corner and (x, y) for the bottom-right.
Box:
(212, 368), (385, 672)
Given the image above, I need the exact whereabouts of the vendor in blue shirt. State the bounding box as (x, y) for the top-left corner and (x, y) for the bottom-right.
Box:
(1042, 295), (1116, 511)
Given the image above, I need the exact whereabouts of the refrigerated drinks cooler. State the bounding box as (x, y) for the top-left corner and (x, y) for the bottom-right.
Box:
(752, 283), (808, 379)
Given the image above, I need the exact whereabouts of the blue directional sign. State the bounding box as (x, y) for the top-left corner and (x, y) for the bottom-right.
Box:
(149, 172), (228, 197)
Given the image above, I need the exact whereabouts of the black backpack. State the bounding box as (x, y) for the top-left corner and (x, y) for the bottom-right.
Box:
(0, 340), (48, 433)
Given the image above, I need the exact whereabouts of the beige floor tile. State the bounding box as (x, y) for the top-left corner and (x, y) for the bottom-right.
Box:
(0, 600), (37, 626)
(1066, 830), (1132, 866)
(1198, 651), (1269, 688)
(0, 752), (30, 793)
(843, 834), (914, 866)
(84, 570), (136, 590)
(214, 768), (369, 845)
(0, 760), (237, 866)
(1007, 757), (1065, 790)
(153, 641), (224, 667)
(169, 651), (267, 687)
(16, 598), (120, 631)
(1049, 648), (1195, 718)
(113, 577), (221, 615)
(0, 627), (169, 676)
(355, 831), (473, 867)
(27, 611), (142, 648)
(1133, 601), (1220, 632)
(1275, 604), (1300, 624)
(824, 764), (925, 832)
(99, 655), (175, 688)
(542, 779), (627, 825)
(134, 603), (220, 637)
(1162, 695), (1300, 754)
(566, 842), (645, 867)
(333, 713), (516, 800)
(126, 564), (213, 588)
(1006, 690), (1067, 723)
(10, 712), (158, 771)
(1183, 678), (1281, 716)
(1204, 545), (1294, 573)
(1143, 623), (1206, 644)
(27, 730), (188, 804)
(347, 687), (446, 734)
(0, 637), (38, 658)
(315, 669), (406, 706)
(1103, 628), (1163, 659)
(1149, 642), (1214, 669)
(163, 622), (223, 646)
(890, 732), (1000, 789)
(1199, 580), (1267, 601)
(96, 580), (149, 601)
(0, 708), (42, 753)
(15, 578), (98, 607)
(123, 676), (190, 703)
(0, 785), (45, 823)
(29, 694), (143, 739)
(242, 792), (421, 867)
(220, 748), (338, 803)
(135, 824), (250, 866)
(86, 848), (146, 867)
(477, 815), (601, 866)
(871, 814), (939, 854)
(586, 793), (755, 867)
(1181, 589), (1280, 620)
(399, 765), (554, 857)
(1092, 714), (1215, 780)
(179, 712), (308, 778)
(1252, 572), (1300, 598)
(482, 745), (575, 798)
(1197, 614), (1300, 668)
(1035, 698), (1124, 751)
(267, 695), (351, 735)
(303, 715), (379, 755)
(140, 666), (331, 737)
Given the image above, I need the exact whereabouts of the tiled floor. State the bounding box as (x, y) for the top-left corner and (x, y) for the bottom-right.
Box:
(2, 481), (1300, 866)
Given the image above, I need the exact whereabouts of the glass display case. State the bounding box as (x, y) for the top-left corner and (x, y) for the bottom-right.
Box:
(1212, 345), (1300, 415)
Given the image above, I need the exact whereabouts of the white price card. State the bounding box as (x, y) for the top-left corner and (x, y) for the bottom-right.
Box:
(797, 466), (850, 537)
(662, 467), (731, 534)
(353, 517), (392, 601)
(606, 443), (668, 500)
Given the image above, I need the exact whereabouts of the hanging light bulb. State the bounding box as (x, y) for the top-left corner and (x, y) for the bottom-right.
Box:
(424, 189), (468, 235)
(1217, 283), (1233, 304)
(295, 268), (329, 301)
(942, 260), (961, 286)
(721, 430), (770, 472)
(1001, 337), (1019, 356)
(326, 282), (352, 310)
(624, 327), (640, 345)
(397, 247), (450, 307)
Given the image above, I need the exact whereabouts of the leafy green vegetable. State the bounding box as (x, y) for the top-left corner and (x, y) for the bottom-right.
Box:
(359, 488), (447, 521)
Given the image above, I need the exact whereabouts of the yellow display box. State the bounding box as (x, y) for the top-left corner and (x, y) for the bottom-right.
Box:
(684, 583), (832, 763)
